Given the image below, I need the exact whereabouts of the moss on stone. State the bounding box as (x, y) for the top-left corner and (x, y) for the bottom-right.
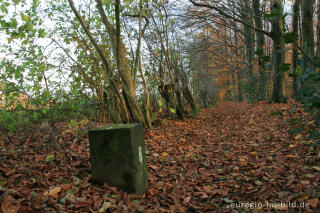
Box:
(89, 123), (147, 194)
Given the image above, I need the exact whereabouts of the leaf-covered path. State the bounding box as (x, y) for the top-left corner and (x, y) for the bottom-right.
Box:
(0, 102), (320, 212)
(145, 102), (319, 212)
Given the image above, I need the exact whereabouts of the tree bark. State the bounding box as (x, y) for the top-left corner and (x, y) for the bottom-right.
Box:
(253, 0), (267, 100)
(180, 63), (197, 112)
(67, 0), (132, 122)
(292, 0), (300, 98)
(300, 0), (315, 94)
(317, 1), (320, 58)
(241, 2), (255, 102)
(96, 0), (145, 125)
(189, 0), (287, 103)
(271, 0), (287, 103)
(138, 0), (152, 128)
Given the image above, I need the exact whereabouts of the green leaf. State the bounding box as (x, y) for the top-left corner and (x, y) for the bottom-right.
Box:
(20, 12), (30, 22)
(222, 198), (234, 203)
(279, 63), (291, 73)
(66, 189), (74, 195)
(262, 56), (270, 62)
(132, 200), (140, 204)
(157, 99), (163, 107)
(170, 108), (176, 114)
(31, 192), (39, 197)
(45, 155), (55, 163)
(263, 8), (281, 19)
(283, 32), (298, 44)
(38, 29), (46, 38)
(9, 18), (18, 28)
(255, 48), (263, 56)
(8, 37), (13, 43)
(22, 39), (29, 45)
(1, 5), (8, 13)
(289, 127), (304, 134)
(12, 0), (21, 4)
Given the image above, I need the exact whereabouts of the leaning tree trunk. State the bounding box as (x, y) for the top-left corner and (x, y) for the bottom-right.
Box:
(174, 66), (185, 119)
(114, 0), (145, 124)
(137, 0), (152, 128)
(175, 89), (185, 118)
(104, 86), (121, 123)
(271, 0), (287, 103)
(180, 63), (197, 112)
(300, 0), (315, 95)
(95, 0), (145, 125)
(253, 0), (267, 100)
(292, 0), (300, 99)
(68, 0), (141, 124)
(158, 83), (183, 120)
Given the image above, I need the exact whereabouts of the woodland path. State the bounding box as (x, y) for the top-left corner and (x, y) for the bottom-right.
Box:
(145, 101), (319, 212)
(0, 102), (319, 212)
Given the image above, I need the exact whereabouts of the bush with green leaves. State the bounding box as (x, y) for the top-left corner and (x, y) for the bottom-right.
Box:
(0, 109), (18, 134)
(296, 64), (320, 146)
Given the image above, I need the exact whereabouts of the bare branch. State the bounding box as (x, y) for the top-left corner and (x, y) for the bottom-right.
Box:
(188, 0), (272, 37)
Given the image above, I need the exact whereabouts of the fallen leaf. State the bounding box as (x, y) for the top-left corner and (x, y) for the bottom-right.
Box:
(222, 198), (234, 203)
(30, 193), (42, 210)
(277, 191), (290, 199)
(99, 201), (112, 212)
(161, 152), (169, 157)
(45, 155), (55, 163)
(307, 198), (319, 208)
(149, 165), (159, 170)
(300, 180), (310, 185)
(183, 196), (191, 205)
(61, 183), (72, 191)
(295, 134), (302, 140)
(76, 201), (91, 207)
(152, 153), (159, 158)
(312, 166), (320, 172)
(1, 195), (19, 213)
(255, 180), (263, 186)
(305, 174), (315, 178)
(48, 187), (61, 196)
(272, 203), (288, 210)
(198, 168), (207, 175)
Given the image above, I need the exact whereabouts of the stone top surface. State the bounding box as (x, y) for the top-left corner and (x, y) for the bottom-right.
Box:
(89, 123), (142, 131)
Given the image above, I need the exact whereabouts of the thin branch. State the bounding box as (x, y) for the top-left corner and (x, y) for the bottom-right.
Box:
(188, 0), (272, 37)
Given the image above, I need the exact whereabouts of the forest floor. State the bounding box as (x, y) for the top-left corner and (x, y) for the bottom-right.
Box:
(0, 102), (320, 212)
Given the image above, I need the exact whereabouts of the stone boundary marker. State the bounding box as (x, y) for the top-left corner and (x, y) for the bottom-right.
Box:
(89, 123), (147, 195)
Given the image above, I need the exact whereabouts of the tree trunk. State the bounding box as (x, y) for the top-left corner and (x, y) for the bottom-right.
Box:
(241, 5), (255, 102)
(271, 0), (287, 103)
(317, 1), (320, 58)
(300, 0), (315, 94)
(158, 83), (183, 120)
(138, 0), (152, 128)
(95, 0), (145, 125)
(104, 86), (121, 123)
(114, 0), (145, 124)
(237, 69), (243, 102)
(301, 0), (315, 64)
(292, 0), (300, 99)
(180, 63), (197, 112)
(174, 70), (185, 119)
(253, 0), (267, 100)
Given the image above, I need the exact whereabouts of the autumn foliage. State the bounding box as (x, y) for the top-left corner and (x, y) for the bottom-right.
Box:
(0, 102), (319, 212)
